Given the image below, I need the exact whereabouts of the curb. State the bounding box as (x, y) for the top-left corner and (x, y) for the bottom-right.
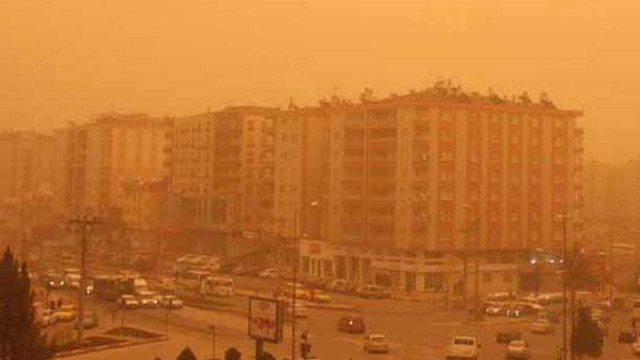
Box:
(53, 335), (168, 358)
(462, 318), (529, 326)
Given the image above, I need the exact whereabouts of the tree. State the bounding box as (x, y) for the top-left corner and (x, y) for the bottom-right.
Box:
(571, 307), (603, 359)
(176, 347), (198, 360)
(224, 347), (241, 360)
(0, 247), (53, 360)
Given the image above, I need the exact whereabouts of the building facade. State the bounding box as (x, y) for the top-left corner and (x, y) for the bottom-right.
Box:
(323, 87), (584, 252)
(167, 107), (278, 247)
(0, 131), (55, 201)
(54, 114), (168, 216)
(287, 85), (584, 295)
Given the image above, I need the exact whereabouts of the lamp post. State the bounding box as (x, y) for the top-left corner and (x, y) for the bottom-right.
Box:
(557, 213), (571, 360)
(291, 201), (318, 360)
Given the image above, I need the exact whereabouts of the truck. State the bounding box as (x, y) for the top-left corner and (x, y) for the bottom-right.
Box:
(445, 336), (481, 360)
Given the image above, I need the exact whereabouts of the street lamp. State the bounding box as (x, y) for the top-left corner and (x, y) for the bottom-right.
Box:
(556, 213), (572, 360)
(291, 200), (319, 360)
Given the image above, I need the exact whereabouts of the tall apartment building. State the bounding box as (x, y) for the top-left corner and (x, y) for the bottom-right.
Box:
(293, 85), (584, 292)
(0, 131), (55, 201)
(167, 107), (277, 249)
(324, 88), (584, 252)
(271, 107), (331, 240)
(54, 114), (168, 216)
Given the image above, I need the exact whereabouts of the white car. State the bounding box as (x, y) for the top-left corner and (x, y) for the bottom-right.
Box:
(258, 268), (279, 278)
(363, 334), (389, 353)
(446, 336), (480, 360)
(530, 319), (553, 334)
(136, 290), (159, 308)
(160, 295), (184, 309)
(632, 341), (640, 355)
(119, 294), (140, 309)
(506, 340), (530, 359)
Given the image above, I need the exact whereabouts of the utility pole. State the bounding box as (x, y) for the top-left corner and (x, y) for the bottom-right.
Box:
(559, 213), (570, 360)
(291, 209), (299, 360)
(68, 216), (102, 341)
(212, 327), (217, 360)
(609, 234), (614, 306)
(474, 218), (480, 322)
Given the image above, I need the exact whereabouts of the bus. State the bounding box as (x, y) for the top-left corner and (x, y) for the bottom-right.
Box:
(210, 276), (234, 296)
(176, 270), (212, 296)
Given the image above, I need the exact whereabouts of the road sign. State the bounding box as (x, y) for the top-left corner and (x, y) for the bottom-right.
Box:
(248, 297), (283, 343)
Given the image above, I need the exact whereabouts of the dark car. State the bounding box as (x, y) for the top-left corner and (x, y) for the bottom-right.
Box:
(218, 263), (237, 274)
(618, 330), (637, 344)
(496, 329), (522, 344)
(338, 316), (366, 334)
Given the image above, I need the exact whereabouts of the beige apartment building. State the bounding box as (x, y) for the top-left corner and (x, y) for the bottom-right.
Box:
(54, 114), (168, 216)
(271, 107), (331, 240)
(166, 107), (278, 252)
(287, 86), (584, 294)
(0, 131), (55, 202)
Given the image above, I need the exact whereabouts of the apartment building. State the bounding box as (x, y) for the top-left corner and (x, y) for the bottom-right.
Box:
(271, 107), (331, 239)
(294, 85), (584, 293)
(0, 131), (55, 201)
(167, 107), (278, 250)
(54, 114), (168, 216)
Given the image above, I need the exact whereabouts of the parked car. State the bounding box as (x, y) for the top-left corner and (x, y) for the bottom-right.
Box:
(445, 336), (481, 360)
(618, 330), (637, 344)
(310, 290), (332, 303)
(356, 284), (390, 299)
(530, 319), (553, 334)
(496, 329), (521, 344)
(136, 290), (159, 308)
(119, 294), (140, 310)
(231, 265), (249, 275)
(218, 263), (237, 274)
(327, 279), (355, 293)
(160, 295), (184, 309)
(338, 316), (366, 334)
(363, 334), (389, 353)
(258, 268), (279, 279)
(486, 304), (507, 317)
(506, 340), (530, 360)
(632, 340), (640, 356)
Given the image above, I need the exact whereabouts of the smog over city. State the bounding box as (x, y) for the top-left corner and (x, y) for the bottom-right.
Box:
(1, 1), (639, 360)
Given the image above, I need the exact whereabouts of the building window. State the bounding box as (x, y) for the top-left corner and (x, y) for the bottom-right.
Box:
(483, 273), (492, 284)
(503, 273), (512, 283)
(423, 273), (444, 292)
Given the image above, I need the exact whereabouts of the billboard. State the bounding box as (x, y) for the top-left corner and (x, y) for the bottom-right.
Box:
(248, 297), (283, 343)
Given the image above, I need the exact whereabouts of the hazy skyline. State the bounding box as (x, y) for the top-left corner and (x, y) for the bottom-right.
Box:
(1, 0), (639, 162)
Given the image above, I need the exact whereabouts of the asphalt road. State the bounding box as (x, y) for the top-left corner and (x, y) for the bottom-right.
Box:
(51, 287), (636, 360)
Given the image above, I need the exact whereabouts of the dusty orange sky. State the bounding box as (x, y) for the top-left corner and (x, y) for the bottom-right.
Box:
(1, 0), (638, 162)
